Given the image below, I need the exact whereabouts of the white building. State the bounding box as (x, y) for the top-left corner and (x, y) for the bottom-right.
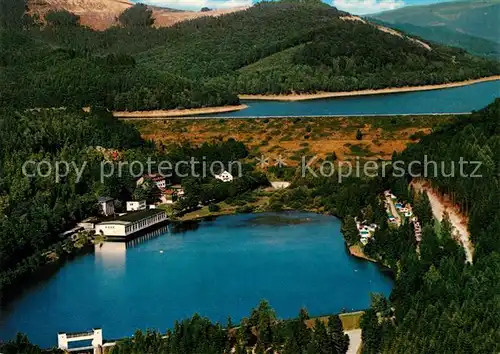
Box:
(126, 200), (146, 212)
(95, 210), (167, 239)
(98, 197), (114, 216)
(136, 174), (168, 190)
(271, 181), (291, 189)
(58, 328), (102, 352)
(215, 171), (233, 183)
(150, 174), (167, 189)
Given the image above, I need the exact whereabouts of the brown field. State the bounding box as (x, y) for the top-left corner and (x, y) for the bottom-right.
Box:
(130, 115), (458, 165)
(28, 0), (247, 30)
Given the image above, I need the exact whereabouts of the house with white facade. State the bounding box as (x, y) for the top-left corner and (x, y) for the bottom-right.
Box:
(136, 174), (168, 190)
(215, 171), (233, 183)
(126, 200), (147, 212)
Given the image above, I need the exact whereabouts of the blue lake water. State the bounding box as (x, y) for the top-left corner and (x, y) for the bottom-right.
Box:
(211, 80), (500, 117)
(0, 212), (393, 348)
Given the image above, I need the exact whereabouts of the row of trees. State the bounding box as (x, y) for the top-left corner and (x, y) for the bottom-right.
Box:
(110, 300), (349, 354)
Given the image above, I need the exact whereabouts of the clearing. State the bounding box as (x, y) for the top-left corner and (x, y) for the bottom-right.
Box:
(130, 115), (456, 164)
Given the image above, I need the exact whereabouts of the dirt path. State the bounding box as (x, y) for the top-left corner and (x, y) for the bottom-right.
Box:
(239, 75), (500, 101)
(346, 329), (362, 354)
(412, 180), (473, 263)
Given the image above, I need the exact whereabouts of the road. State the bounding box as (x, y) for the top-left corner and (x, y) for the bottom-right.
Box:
(412, 180), (473, 263)
(346, 329), (362, 354)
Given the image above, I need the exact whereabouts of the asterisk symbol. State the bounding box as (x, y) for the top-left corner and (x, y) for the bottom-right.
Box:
(274, 155), (287, 168)
(255, 155), (269, 168)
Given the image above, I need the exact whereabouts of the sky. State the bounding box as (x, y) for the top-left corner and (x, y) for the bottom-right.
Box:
(136, 0), (456, 15)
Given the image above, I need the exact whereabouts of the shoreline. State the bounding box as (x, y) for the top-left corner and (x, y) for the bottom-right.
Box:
(113, 104), (248, 119)
(177, 206), (383, 266)
(348, 244), (377, 263)
(238, 75), (500, 101)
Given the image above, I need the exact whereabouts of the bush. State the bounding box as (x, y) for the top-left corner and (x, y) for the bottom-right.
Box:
(268, 201), (284, 212)
(236, 205), (254, 213)
(208, 203), (221, 212)
(45, 10), (80, 27)
(118, 4), (155, 28)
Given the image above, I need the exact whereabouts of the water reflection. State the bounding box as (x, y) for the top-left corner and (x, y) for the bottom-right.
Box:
(95, 225), (170, 269)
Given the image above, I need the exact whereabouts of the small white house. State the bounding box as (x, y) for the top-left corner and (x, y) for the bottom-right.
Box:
(136, 174), (167, 190)
(98, 197), (114, 216)
(126, 200), (146, 212)
(215, 171), (233, 183)
(150, 174), (167, 189)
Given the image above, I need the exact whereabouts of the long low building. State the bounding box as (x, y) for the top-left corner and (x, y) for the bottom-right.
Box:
(95, 209), (167, 239)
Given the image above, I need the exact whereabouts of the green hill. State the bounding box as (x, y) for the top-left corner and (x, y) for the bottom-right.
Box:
(138, 1), (499, 94)
(2, 0), (500, 108)
(371, 0), (500, 45)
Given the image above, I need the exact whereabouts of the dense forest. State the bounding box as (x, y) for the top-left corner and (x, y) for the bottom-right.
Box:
(358, 100), (500, 353)
(111, 301), (349, 354)
(1, 0), (499, 111)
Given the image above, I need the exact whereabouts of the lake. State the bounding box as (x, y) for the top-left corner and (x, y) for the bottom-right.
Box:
(211, 80), (500, 117)
(0, 212), (393, 348)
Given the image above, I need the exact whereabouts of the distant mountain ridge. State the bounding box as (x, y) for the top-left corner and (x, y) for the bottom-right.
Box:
(371, 0), (500, 44)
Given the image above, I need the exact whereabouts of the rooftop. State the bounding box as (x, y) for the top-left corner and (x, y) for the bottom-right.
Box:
(98, 196), (114, 203)
(98, 209), (165, 225)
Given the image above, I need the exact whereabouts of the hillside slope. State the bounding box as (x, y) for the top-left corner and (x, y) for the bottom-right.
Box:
(27, 0), (247, 30)
(371, 0), (500, 44)
(133, 3), (499, 94)
(370, 21), (500, 59)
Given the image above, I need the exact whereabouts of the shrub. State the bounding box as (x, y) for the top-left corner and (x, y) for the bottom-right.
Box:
(236, 205), (254, 213)
(208, 203), (221, 212)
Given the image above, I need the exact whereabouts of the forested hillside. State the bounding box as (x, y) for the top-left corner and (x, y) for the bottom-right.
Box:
(372, 0), (500, 44)
(359, 100), (500, 353)
(369, 20), (500, 59)
(1, 0), (499, 110)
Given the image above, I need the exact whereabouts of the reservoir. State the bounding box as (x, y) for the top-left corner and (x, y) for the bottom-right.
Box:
(0, 212), (393, 348)
(212, 80), (500, 117)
